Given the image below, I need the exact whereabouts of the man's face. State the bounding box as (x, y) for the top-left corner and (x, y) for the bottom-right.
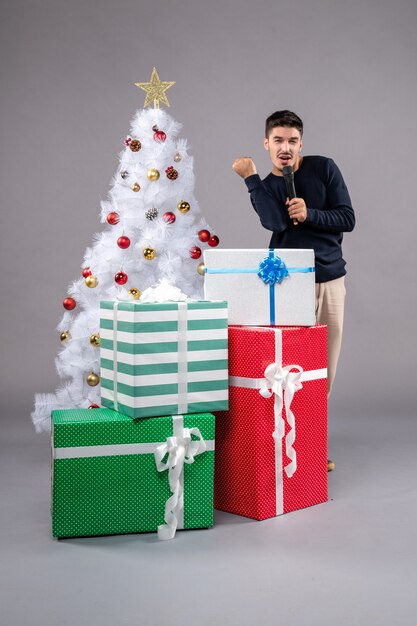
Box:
(264, 126), (303, 174)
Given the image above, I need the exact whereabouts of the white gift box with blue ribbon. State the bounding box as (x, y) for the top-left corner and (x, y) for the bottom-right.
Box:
(203, 249), (315, 326)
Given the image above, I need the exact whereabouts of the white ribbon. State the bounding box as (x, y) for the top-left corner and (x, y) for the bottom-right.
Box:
(154, 416), (207, 540)
(113, 302), (120, 412)
(259, 363), (303, 479)
(177, 303), (188, 414)
(139, 279), (189, 303)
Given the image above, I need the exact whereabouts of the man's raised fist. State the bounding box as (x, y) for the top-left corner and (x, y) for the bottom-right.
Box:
(232, 157), (257, 179)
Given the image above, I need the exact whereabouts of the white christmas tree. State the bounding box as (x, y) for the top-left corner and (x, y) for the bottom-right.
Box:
(32, 69), (220, 432)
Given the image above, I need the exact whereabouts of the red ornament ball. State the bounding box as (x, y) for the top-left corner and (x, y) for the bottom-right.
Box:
(198, 229), (211, 242)
(88, 404), (100, 409)
(63, 297), (76, 310)
(115, 271), (128, 285)
(163, 211), (176, 224)
(153, 130), (167, 143)
(107, 212), (120, 225)
(82, 267), (92, 278)
(190, 246), (202, 259)
(208, 235), (220, 247)
(117, 235), (131, 249)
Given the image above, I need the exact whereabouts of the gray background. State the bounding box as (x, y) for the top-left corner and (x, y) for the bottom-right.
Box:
(1, 1), (416, 624)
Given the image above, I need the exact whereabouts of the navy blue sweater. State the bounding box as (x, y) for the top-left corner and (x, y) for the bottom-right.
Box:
(245, 156), (355, 283)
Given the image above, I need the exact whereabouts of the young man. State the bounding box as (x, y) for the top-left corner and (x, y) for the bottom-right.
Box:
(233, 110), (355, 471)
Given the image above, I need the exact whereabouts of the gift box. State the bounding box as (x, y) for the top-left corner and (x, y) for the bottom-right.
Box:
(203, 248), (315, 326)
(214, 325), (327, 520)
(51, 408), (215, 539)
(100, 300), (228, 419)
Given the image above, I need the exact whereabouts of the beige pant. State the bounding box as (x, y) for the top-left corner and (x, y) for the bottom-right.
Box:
(315, 276), (346, 397)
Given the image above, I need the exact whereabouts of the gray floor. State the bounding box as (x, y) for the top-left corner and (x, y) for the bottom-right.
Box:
(1, 408), (417, 626)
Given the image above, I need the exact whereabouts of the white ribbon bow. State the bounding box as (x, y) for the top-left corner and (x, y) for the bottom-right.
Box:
(259, 363), (303, 478)
(154, 427), (206, 540)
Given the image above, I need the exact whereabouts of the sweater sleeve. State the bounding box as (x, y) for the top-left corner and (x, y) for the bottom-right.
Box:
(306, 159), (355, 232)
(244, 174), (289, 233)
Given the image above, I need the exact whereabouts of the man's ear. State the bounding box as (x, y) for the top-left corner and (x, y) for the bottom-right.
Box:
(263, 137), (269, 151)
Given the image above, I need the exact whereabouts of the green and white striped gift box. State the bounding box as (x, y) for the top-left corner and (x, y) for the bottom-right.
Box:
(100, 300), (229, 419)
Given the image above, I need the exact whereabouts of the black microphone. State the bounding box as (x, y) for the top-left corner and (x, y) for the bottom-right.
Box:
(282, 165), (298, 225)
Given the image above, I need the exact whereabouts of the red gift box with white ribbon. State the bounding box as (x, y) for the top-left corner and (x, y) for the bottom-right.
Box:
(214, 324), (328, 520)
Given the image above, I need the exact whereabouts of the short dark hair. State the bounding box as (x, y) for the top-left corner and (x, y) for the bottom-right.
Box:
(265, 110), (303, 138)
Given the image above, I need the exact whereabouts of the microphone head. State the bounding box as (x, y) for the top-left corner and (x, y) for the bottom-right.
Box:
(282, 165), (294, 177)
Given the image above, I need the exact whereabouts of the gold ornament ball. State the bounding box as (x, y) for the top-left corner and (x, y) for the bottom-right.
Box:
(143, 246), (156, 260)
(86, 372), (100, 387)
(60, 330), (70, 343)
(147, 168), (160, 181)
(197, 262), (206, 276)
(85, 275), (98, 288)
(89, 333), (100, 347)
(174, 152), (182, 162)
(178, 200), (190, 214)
(132, 182), (141, 192)
(129, 287), (141, 300)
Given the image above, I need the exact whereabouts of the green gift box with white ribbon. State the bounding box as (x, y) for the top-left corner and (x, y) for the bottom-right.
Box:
(99, 300), (229, 419)
(52, 408), (215, 539)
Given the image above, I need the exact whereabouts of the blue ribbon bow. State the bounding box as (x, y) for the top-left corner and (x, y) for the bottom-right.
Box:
(258, 252), (289, 286)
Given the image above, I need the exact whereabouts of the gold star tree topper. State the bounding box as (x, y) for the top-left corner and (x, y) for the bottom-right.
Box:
(135, 68), (175, 109)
